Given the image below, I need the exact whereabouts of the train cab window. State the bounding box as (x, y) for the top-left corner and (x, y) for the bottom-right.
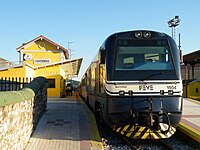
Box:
(115, 46), (174, 71)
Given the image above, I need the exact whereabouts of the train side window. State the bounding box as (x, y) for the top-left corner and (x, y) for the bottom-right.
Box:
(100, 49), (106, 64)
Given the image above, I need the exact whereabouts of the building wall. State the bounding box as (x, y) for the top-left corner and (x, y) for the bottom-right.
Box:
(21, 38), (66, 97)
(34, 66), (63, 97)
(21, 41), (62, 67)
(187, 81), (200, 100)
(34, 65), (60, 77)
(26, 65), (35, 77)
(0, 65), (65, 97)
(26, 40), (57, 50)
(0, 37), (70, 98)
(0, 66), (27, 78)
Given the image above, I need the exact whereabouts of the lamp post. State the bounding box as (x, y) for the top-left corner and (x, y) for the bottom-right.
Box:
(68, 41), (74, 59)
(168, 16), (183, 63)
(167, 16), (180, 39)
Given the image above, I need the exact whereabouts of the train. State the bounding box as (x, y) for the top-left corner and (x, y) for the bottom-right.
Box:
(78, 30), (183, 139)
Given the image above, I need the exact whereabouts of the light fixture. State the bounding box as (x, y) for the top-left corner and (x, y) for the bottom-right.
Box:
(119, 90), (125, 96)
(160, 90), (164, 95)
(128, 90), (133, 95)
(167, 16), (181, 39)
(135, 31), (142, 39)
(168, 90), (174, 95)
(143, 32), (151, 39)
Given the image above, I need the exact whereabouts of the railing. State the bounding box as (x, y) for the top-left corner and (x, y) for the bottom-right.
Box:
(0, 77), (33, 91)
(0, 76), (47, 150)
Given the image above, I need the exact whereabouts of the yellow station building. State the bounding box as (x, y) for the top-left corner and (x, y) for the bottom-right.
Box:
(0, 35), (82, 97)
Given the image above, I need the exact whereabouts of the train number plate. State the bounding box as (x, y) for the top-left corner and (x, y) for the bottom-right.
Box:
(139, 84), (153, 91)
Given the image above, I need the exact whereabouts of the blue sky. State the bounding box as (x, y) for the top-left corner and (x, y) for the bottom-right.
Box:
(1, 0), (200, 80)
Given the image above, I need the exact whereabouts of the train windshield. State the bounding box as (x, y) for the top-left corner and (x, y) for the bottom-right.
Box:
(112, 39), (177, 80)
(115, 40), (174, 71)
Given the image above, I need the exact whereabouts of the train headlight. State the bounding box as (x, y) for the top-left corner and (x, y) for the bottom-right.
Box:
(119, 90), (125, 96)
(128, 90), (133, 95)
(168, 90), (174, 95)
(143, 32), (151, 38)
(160, 90), (164, 95)
(135, 31), (142, 39)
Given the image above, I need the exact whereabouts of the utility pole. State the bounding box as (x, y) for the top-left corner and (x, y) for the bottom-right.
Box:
(167, 16), (182, 63)
(68, 41), (74, 59)
(167, 16), (181, 39)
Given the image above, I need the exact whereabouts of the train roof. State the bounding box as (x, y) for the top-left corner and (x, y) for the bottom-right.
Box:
(107, 30), (170, 39)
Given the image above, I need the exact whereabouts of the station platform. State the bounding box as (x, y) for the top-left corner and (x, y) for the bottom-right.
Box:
(25, 93), (104, 150)
(178, 98), (200, 144)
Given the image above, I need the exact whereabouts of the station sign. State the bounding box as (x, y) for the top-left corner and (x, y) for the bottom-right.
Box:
(23, 54), (32, 60)
(34, 59), (50, 64)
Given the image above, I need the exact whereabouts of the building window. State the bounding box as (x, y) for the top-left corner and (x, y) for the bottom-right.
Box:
(47, 79), (55, 88)
(196, 88), (199, 93)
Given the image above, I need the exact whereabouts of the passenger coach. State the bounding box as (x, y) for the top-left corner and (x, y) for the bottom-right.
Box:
(79, 30), (183, 139)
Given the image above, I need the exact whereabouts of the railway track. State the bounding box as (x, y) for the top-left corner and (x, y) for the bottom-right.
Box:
(100, 124), (198, 150)
(100, 122), (172, 150)
(120, 136), (176, 150)
(118, 132), (199, 150)
(84, 100), (197, 150)
(120, 136), (138, 150)
(159, 140), (176, 150)
(83, 98), (198, 150)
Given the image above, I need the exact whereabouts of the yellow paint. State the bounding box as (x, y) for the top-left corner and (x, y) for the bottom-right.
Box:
(187, 81), (200, 100)
(24, 52), (61, 67)
(134, 127), (145, 138)
(141, 131), (150, 139)
(24, 37), (67, 98)
(122, 125), (130, 133)
(34, 65), (60, 76)
(23, 40), (62, 67)
(34, 65), (66, 97)
(46, 75), (62, 97)
(116, 124), (175, 139)
(26, 40), (58, 50)
(116, 127), (121, 132)
(0, 66), (27, 78)
(178, 122), (200, 143)
(158, 132), (167, 138)
(80, 97), (104, 149)
(0, 36), (71, 98)
(126, 126), (135, 137)
(150, 132), (159, 139)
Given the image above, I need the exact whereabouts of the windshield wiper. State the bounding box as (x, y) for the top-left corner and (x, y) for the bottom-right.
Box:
(139, 72), (164, 81)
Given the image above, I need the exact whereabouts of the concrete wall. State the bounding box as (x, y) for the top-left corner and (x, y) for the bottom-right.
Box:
(0, 77), (47, 150)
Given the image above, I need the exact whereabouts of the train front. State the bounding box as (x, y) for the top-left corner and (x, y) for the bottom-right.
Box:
(104, 30), (183, 139)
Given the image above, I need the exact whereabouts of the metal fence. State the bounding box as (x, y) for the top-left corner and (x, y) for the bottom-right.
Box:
(0, 77), (34, 91)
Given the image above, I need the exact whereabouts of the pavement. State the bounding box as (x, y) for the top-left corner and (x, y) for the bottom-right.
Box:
(25, 94), (200, 149)
(178, 98), (200, 144)
(25, 94), (104, 150)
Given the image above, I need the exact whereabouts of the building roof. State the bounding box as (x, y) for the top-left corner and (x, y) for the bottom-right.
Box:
(183, 49), (200, 65)
(0, 57), (16, 68)
(35, 58), (83, 77)
(0, 58), (83, 78)
(16, 35), (69, 59)
(188, 78), (200, 85)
